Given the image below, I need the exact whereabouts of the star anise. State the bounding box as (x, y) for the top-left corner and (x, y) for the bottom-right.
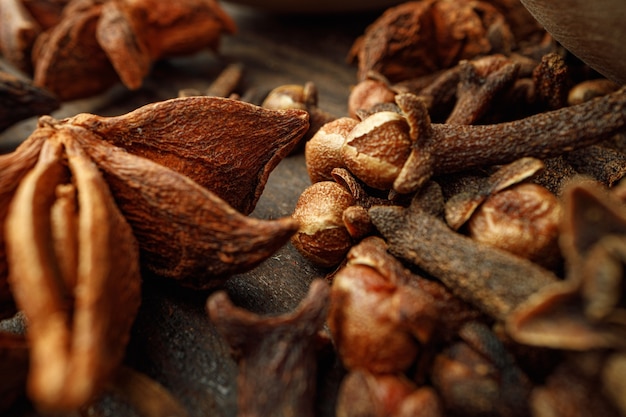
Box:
(0, 96), (309, 411)
(0, 0), (236, 100)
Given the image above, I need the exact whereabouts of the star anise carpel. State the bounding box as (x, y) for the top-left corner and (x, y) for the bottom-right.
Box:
(0, 0), (236, 101)
(0, 95), (309, 412)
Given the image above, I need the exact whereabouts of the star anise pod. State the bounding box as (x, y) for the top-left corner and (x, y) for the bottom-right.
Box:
(0, 96), (308, 411)
(6, 132), (142, 412)
(0, 0), (236, 100)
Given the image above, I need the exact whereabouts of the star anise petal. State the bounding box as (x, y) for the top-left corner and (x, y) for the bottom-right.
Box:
(5, 132), (142, 411)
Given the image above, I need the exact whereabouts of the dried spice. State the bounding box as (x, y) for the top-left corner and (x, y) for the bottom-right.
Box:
(531, 353), (622, 417)
(369, 182), (559, 321)
(262, 81), (337, 150)
(0, 96), (309, 410)
(207, 279), (330, 417)
(349, 0), (515, 83)
(0, 132), (45, 321)
(328, 236), (481, 373)
(1, 0), (237, 100)
(432, 322), (532, 417)
(68, 96), (309, 215)
(506, 178), (626, 350)
(20, 97), (308, 287)
(445, 54), (520, 125)
(392, 87), (626, 194)
(0, 0), (41, 73)
(0, 70), (59, 131)
(5, 132), (142, 411)
(336, 370), (444, 417)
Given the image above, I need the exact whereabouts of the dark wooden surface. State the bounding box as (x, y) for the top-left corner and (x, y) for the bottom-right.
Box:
(1, 3), (390, 416)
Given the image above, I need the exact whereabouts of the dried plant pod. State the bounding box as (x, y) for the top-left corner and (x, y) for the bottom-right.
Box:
(97, 0), (236, 90)
(5, 133), (142, 411)
(70, 96), (310, 215)
(505, 178), (626, 350)
(369, 185), (559, 321)
(0, 132), (47, 320)
(336, 371), (443, 417)
(73, 131), (299, 288)
(32, 0), (119, 101)
(21, 0), (70, 29)
(31, 0), (236, 100)
(207, 279), (330, 417)
(351, 0), (514, 83)
(0, 0), (41, 73)
(341, 111), (412, 190)
(444, 156), (545, 230)
(468, 183), (562, 269)
(328, 236), (481, 373)
(392, 87), (626, 194)
(291, 181), (355, 268)
(305, 117), (357, 184)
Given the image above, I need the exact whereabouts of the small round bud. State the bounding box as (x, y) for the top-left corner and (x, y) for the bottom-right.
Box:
(468, 183), (562, 268)
(348, 79), (396, 118)
(341, 111), (412, 190)
(305, 117), (358, 183)
(328, 263), (420, 373)
(262, 84), (312, 110)
(291, 181), (354, 267)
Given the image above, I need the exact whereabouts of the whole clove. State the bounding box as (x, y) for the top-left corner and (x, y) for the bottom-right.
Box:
(369, 183), (559, 321)
(207, 279), (330, 417)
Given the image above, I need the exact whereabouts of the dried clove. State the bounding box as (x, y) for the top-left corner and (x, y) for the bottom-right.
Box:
(305, 117), (358, 184)
(336, 370), (444, 417)
(327, 236), (481, 373)
(262, 81), (337, 148)
(443, 156), (546, 230)
(207, 279), (330, 417)
(392, 87), (626, 194)
(505, 177), (626, 350)
(432, 322), (532, 417)
(349, 0), (514, 83)
(291, 181), (355, 268)
(531, 352), (622, 417)
(445, 55), (520, 125)
(369, 182), (559, 321)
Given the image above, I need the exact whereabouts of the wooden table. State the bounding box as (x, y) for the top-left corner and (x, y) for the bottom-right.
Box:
(1, 3), (387, 416)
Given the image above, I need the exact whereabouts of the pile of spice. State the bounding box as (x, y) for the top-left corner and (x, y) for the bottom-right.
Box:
(0, 0), (625, 416)
(286, 1), (626, 416)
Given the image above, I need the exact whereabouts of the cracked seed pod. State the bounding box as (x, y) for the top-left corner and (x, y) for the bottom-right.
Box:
(291, 181), (354, 268)
(341, 111), (412, 190)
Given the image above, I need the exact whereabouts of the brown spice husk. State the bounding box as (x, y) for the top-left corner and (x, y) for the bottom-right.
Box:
(0, 132), (47, 320)
(5, 133), (142, 411)
(69, 96), (310, 215)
